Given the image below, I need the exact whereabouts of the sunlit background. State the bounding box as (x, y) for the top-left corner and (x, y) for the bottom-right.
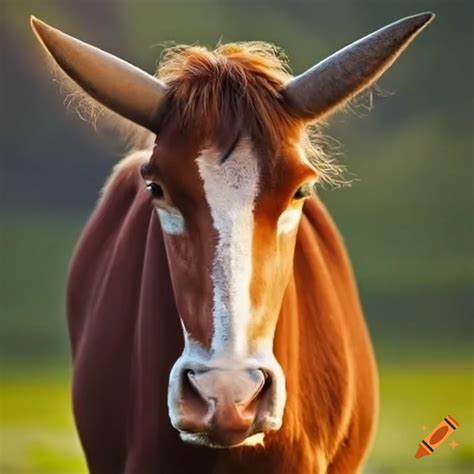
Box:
(1, 1), (473, 473)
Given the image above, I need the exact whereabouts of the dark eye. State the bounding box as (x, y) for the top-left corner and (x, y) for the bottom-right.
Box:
(293, 183), (313, 200)
(146, 182), (164, 200)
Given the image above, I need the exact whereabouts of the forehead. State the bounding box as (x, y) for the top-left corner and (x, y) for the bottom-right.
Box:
(147, 121), (313, 187)
(196, 138), (260, 210)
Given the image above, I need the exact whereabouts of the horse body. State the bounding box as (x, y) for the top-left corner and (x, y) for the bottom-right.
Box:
(67, 151), (376, 473)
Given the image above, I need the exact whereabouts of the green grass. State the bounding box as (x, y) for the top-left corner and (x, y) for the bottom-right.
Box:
(367, 363), (474, 474)
(1, 364), (472, 473)
(0, 369), (86, 474)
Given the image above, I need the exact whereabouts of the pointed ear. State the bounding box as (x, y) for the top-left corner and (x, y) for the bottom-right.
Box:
(283, 12), (434, 121)
(30, 16), (168, 131)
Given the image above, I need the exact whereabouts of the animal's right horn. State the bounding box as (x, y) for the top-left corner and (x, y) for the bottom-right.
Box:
(30, 16), (168, 131)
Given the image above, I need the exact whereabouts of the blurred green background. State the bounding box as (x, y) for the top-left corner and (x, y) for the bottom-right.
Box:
(1, 1), (473, 473)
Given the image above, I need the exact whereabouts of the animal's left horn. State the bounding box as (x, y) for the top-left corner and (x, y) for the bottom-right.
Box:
(30, 16), (168, 130)
(283, 12), (435, 120)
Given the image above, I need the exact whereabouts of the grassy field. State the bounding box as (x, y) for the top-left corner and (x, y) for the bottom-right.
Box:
(1, 364), (472, 474)
(0, 368), (85, 474)
(369, 363), (473, 474)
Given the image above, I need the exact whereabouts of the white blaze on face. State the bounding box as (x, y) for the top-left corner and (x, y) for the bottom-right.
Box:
(196, 138), (259, 354)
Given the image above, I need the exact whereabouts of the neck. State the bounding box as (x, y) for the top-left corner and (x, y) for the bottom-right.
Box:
(267, 199), (356, 468)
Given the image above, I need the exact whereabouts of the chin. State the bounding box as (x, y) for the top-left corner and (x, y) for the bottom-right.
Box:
(179, 431), (266, 449)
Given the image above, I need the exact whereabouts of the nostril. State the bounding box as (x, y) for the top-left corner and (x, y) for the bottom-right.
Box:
(244, 369), (273, 412)
(260, 368), (270, 383)
(261, 369), (273, 389)
(232, 369), (267, 409)
(182, 369), (208, 404)
(253, 369), (267, 396)
(176, 369), (210, 431)
(255, 368), (272, 395)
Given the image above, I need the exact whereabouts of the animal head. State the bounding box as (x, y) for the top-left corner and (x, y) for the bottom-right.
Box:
(31, 13), (433, 448)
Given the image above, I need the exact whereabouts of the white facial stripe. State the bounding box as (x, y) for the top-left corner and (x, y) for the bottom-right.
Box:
(277, 208), (302, 235)
(156, 207), (185, 235)
(196, 138), (259, 354)
(168, 140), (288, 443)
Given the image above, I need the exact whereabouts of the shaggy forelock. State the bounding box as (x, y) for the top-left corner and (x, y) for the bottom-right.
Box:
(156, 42), (346, 186)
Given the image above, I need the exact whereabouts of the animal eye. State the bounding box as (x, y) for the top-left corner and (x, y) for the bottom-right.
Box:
(146, 182), (164, 200)
(293, 183), (313, 200)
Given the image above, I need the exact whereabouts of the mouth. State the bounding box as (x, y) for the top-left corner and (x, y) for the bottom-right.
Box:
(179, 431), (265, 449)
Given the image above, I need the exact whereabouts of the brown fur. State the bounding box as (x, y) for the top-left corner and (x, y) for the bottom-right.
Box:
(68, 157), (377, 473)
(67, 42), (377, 473)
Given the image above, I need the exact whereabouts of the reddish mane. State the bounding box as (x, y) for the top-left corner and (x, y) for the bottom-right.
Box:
(153, 43), (344, 187)
(159, 43), (295, 147)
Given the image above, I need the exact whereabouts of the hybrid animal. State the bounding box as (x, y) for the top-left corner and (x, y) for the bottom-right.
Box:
(32, 12), (433, 473)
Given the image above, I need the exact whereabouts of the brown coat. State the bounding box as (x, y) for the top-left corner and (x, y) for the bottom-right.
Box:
(67, 156), (377, 473)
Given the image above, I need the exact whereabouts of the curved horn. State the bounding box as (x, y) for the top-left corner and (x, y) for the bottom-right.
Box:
(283, 12), (435, 120)
(30, 16), (168, 130)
